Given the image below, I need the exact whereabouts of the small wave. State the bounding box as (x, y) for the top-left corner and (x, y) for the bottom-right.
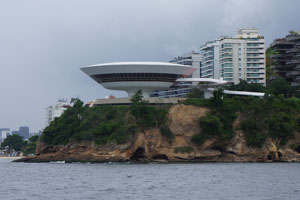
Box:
(50, 161), (66, 164)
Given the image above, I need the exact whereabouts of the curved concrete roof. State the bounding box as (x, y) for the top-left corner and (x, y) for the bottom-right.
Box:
(85, 61), (190, 68)
(81, 62), (196, 76)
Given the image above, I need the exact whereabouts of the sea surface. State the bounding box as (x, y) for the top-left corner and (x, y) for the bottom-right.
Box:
(0, 159), (300, 200)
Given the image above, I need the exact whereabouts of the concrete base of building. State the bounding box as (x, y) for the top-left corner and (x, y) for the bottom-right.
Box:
(87, 97), (187, 106)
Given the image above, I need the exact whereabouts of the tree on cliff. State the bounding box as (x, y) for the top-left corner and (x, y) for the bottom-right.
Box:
(266, 78), (293, 98)
(130, 90), (147, 104)
(24, 135), (39, 155)
(210, 88), (224, 107)
(225, 79), (265, 93)
(1, 134), (26, 152)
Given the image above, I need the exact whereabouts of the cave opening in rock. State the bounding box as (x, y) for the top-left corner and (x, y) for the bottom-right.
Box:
(130, 147), (146, 161)
(267, 154), (273, 160)
(152, 154), (169, 160)
(267, 151), (276, 160)
(295, 145), (300, 153)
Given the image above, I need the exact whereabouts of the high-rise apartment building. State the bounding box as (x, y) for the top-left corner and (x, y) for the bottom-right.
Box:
(200, 28), (266, 85)
(200, 40), (220, 78)
(45, 99), (70, 127)
(270, 30), (300, 87)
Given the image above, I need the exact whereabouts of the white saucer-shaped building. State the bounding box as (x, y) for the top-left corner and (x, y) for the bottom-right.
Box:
(81, 62), (196, 97)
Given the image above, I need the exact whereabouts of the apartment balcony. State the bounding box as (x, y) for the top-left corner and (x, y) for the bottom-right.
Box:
(270, 65), (283, 70)
(220, 46), (232, 51)
(286, 48), (300, 54)
(295, 65), (300, 70)
(291, 82), (300, 87)
(270, 54), (285, 59)
(286, 71), (300, 77)
(220, 55), (232, 59)
(270, 39), (294, 47)
(286, 59), (300, 65)
(286, 34), (300, 42)
(220, 51), (232, 56)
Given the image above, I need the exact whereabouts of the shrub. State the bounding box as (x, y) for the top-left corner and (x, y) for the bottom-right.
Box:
(160, 127), (175, 144)
(130, 91), (169, 128)
(240, 120), (267, 147)
(191, 133), (206, 146)
(42, 101), (135, 146)
(268, 112), (295, 146)
(210, 88), (224, 108)
(182, 98), (210, 107)
(23, 135), (39, 155)
(174, 146), (194, 153)
(200, 114), (223, 138)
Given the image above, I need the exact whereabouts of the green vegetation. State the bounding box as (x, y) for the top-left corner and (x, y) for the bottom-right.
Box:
(182, 98), (210, 107)
(266, 77), (294, 98)
(160, 127), (175, 144)
(240, 120), (267, 147)
(40, 82), (300, 149)
(130, 90), (169, 129)
(174, 146), (194, 153)
(1, 135), (26, 151)
(184, 80), (300, 148)
(187, 88), (204, 98)
(266, 47), (277, 81)
(41, 91), (170, 146)
(191, 90), (237, 146)
(24, 135), (39, 155)
(225, 80), (265, 93)
(42, 98), (137, 145)
(191, 133), (206, 146)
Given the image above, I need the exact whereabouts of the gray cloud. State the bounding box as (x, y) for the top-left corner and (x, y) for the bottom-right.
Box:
(0, 0), (299, 131)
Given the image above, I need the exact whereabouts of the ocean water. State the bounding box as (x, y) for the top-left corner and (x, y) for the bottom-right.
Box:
(0, 159), (300, 200)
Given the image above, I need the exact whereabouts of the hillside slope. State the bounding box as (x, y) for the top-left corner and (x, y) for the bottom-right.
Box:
(17, 104), (300, 163)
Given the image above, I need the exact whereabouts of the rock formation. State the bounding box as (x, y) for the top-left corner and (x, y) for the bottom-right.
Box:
(16, 104), (300, 163)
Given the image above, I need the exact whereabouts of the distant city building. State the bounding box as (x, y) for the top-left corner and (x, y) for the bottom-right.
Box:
(11, 131), (19, 135)
(0, 128), (10, 143)
(270, 30), (300, 87)
(45, 99), (70, 127)
(200, 28), (266, 85)
(19, 126), (29, 139)
(11, 127), (29, 139)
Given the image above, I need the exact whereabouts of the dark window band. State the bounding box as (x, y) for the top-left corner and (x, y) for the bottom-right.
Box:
(91, 73), (183, 83)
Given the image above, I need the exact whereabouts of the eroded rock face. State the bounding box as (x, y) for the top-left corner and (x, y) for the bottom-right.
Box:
(18, 104), (300, 163)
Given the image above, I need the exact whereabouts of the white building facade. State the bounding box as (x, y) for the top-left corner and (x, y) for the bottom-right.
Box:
(45, 100), (70, 128)
(200, 29), (266, 85)
(0, 129), (10, 143)
(169, 52), (201, 78)
(200, 40), (220, 79)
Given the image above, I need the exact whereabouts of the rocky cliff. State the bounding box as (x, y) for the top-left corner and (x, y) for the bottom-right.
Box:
(17, 104), (300, 163)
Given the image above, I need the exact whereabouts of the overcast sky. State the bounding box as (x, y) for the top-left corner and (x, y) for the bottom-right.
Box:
(1, 0), (300, 132)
